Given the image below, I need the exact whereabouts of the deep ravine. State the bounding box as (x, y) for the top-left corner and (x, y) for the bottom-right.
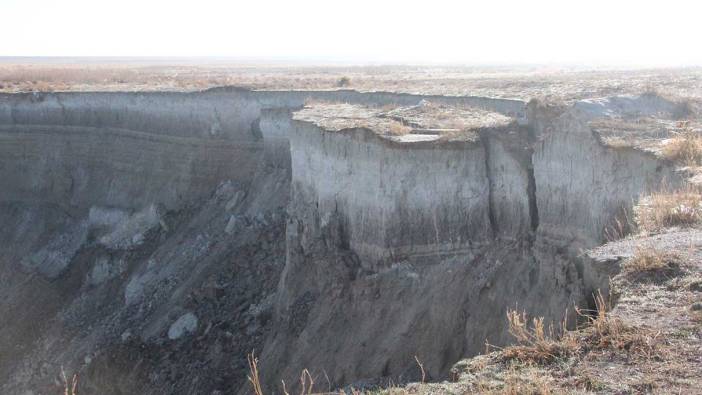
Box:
(0, 89), (683, 394)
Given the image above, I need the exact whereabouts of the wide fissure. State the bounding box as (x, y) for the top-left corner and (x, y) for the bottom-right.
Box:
(527, 162), (540, 232)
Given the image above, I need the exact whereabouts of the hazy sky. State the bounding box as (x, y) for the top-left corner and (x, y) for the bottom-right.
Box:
(2, 0), (701, 66)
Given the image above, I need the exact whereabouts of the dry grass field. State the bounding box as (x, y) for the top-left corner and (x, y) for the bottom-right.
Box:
(2, 60), (702, 101)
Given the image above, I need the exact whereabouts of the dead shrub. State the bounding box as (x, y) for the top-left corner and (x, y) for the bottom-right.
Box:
(635, 185), (702, 232)
(337, 76), (351, 87)
(661, 121), (702, 166)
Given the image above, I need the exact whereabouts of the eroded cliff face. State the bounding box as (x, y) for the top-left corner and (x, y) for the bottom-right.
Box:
(288, 126), (492, 265)
(0, 89), (681, 394)
(529, 101), (680, 248)
(258, 99), (679, 391)
(0, 89), (287, 395)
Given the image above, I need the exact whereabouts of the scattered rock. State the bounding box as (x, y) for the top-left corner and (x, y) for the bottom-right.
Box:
(224, 215), (237, 235)
(88, 256), (124, 286)
(168, 312), (199, 340)
(125, 266), (158, 306)
(89, 205), (161, 249)
(22, 220), (89, 278)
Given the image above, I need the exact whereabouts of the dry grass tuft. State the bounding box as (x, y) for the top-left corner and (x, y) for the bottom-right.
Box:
(691, 310), (702, 324)
(282, 369), (314, 395)
(576, 292), (660, 358)
(248, 351), (316, 395)
(499, 369), (556, 395)
(601, 136), (633, 148)
(61, 367), (78, 395)
(572, 374), (607, 392)
(414, 355), (426, 384)
(247, 352), (264, 395)
(500, 310), (578, 364)
(635, 185), (702, 232)
(385, 121), (412, 135)
(470, 364), (557, 395)
(661, 121), (702, 166)
(501, 292), (661, 367)
(623, 247), (685, 277)
(604, 207), (635, 241)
